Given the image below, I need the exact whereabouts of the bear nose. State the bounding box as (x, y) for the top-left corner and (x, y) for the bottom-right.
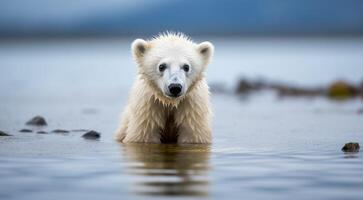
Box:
(168, 84), (182, 97)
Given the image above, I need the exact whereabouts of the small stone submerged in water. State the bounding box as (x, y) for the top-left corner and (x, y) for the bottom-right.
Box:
(71, 129), (89, 132)
(19, 129), (33, 133)
(51, 129), (70, 133)
(0, 130), (11, 136)
(342, 142), (360, 153)
(26, 116), (47, 126)
(82, 130), (101, 140)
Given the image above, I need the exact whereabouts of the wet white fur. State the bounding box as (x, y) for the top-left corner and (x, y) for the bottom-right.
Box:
(115, 32), (214, 144)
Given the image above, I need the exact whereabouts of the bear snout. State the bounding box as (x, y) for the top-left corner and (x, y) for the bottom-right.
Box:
(168, 83), (182, 97)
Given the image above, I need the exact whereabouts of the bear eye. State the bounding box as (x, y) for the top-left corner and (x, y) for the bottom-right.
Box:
(182, 64), (190, 72)
(158, 64), (167, 72)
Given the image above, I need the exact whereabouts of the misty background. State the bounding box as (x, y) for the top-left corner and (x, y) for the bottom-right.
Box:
(1, 0), (363, 37)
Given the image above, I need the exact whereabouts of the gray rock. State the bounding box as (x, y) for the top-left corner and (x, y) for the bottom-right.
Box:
(26, 116), (47, 126)
(82, 130), (101, 139)
(342, 142), (360, 153)
(0, 130), (11, 136)
(36, 131), (48, 134)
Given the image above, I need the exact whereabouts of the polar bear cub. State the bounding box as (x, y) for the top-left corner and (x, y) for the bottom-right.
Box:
(115, 32), (214, 144)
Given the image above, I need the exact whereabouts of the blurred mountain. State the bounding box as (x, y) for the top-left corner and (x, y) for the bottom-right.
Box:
(1, 0), (363, 37)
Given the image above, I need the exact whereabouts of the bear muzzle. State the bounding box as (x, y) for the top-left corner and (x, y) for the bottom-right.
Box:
(167, 83), (183, 97)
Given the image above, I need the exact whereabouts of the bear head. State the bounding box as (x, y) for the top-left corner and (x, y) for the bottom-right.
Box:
(131, 32), (214, 100)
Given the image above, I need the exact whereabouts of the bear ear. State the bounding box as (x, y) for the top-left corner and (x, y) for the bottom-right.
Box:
(131, 39), (149, 63)
(197, 41), (214, 65)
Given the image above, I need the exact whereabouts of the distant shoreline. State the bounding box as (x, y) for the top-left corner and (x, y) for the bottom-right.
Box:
(1, 32), (363, 42)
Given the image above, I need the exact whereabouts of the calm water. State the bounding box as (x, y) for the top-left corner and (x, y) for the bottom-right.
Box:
(0, 38), (363, 200)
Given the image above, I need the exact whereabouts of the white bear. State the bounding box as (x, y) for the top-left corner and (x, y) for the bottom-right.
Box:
(115, 32), (214, 144)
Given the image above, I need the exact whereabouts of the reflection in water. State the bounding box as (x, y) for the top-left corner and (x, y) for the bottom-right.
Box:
(120, 143), (211, 197)
(343, 152), (359, 159)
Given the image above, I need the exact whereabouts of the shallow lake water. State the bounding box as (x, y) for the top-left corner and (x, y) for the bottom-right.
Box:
(0, 38), (363, 199)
